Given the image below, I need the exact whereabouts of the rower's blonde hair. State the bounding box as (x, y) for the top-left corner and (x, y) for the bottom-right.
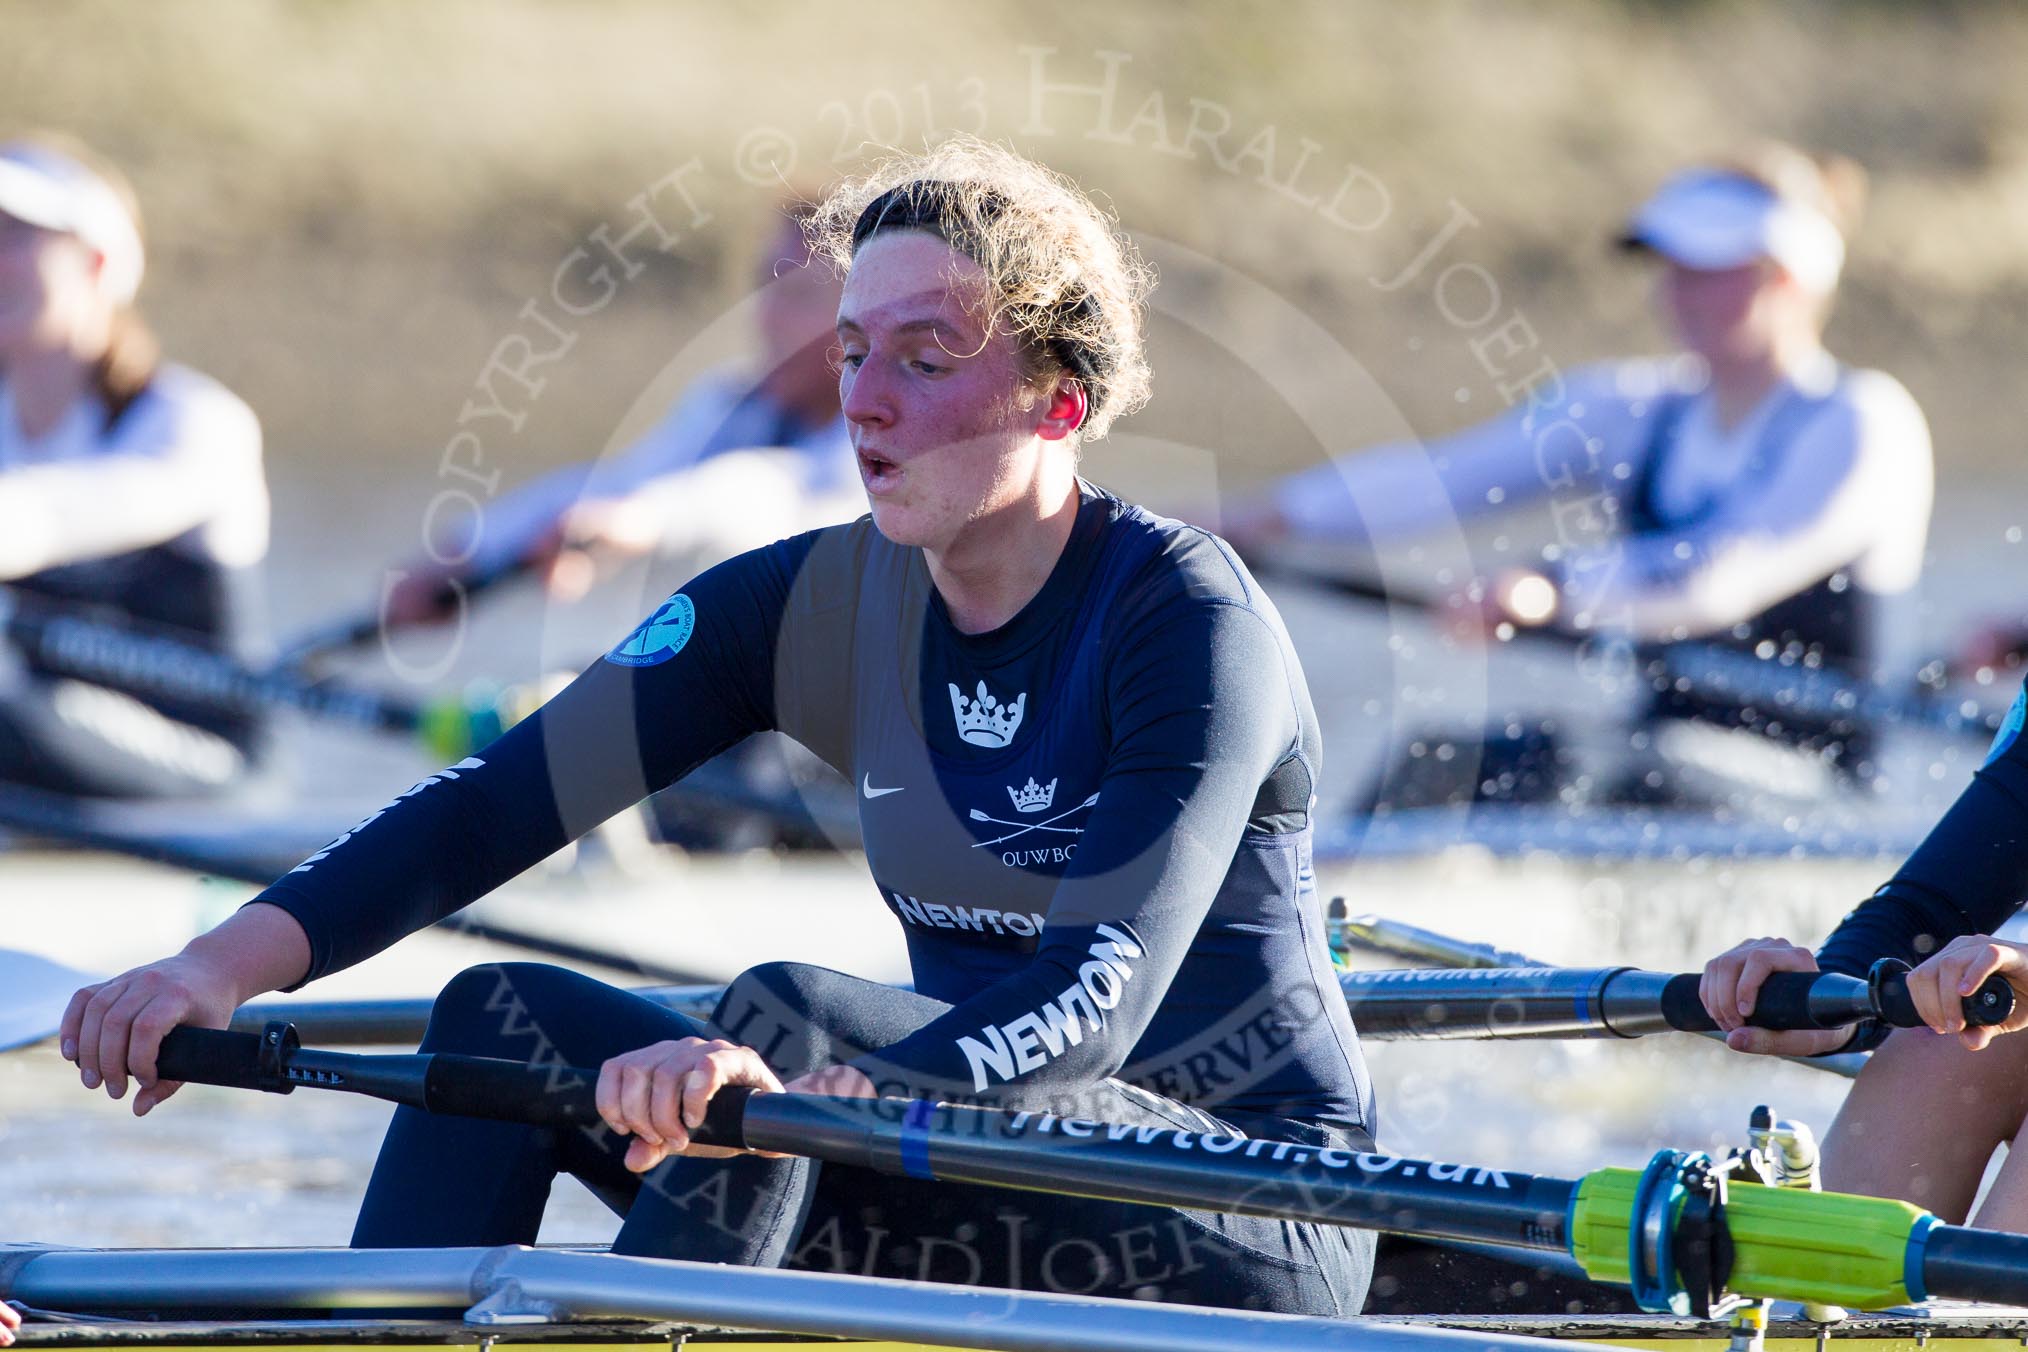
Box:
(1716, 140), (1869, 241)
(809, 137), (1153, 441)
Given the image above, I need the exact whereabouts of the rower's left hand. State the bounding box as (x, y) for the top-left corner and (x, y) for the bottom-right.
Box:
(596, 1037), (788, 1171)
(1, 1293), (21, 1346)
(1905, 935), (2028, 1050)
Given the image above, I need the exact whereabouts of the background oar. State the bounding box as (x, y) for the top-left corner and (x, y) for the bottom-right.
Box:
(1327, 902), (1539, 969)
(150, 1021), (2028, 1312)
(270, 554), (535, 671)
(1327, 907), (1871, 1078)
(0, 583), (519, 760)
(0, 586), (862, 846)
(1338, 961), (2012, 1042)
(1253, 559), (2004, 739)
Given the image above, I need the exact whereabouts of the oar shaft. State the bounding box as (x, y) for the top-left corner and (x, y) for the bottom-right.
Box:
(711, 1089), (1579, 1253)
(1920, 1224), (2028, 1306)
(1339, 965), (2013, 1040)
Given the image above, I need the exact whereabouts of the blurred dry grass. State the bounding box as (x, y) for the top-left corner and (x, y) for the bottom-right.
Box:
(4, 0), (2027, 507)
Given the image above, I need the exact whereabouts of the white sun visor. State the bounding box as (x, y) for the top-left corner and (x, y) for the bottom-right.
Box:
(0, 143), (145, 306)
(1621, 169), (1845, 293)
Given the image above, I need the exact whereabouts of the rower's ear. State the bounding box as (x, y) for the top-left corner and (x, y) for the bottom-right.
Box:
(1035, 378), (1087, 443)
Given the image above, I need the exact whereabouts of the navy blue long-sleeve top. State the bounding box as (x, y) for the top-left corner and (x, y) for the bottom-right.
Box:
(253, 484), (1373, 1134)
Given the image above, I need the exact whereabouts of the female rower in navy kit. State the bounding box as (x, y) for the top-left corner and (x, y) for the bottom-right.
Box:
(1230, 144), (1932, 803)
(1699, 674), (2028, 1228)
(0, 134), (268, 799)
(63, 139), (1376, 1314)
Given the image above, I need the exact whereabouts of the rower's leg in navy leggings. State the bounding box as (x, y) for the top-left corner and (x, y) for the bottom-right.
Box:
(350, 960), (935, 1256)
(351, 962), (703, 1247)
(612, 960), (954, 1264)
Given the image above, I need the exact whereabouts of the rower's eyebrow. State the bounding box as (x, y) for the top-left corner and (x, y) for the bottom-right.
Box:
(835, 315), (953, 338)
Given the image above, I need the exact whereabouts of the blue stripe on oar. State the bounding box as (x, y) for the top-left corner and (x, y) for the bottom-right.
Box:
(900, 1098), (936, 1180)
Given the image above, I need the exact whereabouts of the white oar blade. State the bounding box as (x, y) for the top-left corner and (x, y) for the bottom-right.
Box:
(0, 948), (97, 1052)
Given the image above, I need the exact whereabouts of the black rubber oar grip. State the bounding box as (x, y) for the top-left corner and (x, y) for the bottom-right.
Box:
(1658, 969), (2014, 1032)
(1657, 972), (1833, 1030)
(157, 1026), (276, 1091)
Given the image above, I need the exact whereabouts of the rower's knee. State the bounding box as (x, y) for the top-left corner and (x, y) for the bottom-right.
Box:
(713, 961), (836, 1078)
(421, 962), (570, 1054)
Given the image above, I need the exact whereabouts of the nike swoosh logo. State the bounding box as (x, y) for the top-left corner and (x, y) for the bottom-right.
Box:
(861, 774), (905, 799)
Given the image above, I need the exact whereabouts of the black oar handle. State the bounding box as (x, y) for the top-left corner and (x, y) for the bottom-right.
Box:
(154, 1026), (275, 1091)
(1656, 963), (2014, 1033)
(158, 1023), (608, 1132)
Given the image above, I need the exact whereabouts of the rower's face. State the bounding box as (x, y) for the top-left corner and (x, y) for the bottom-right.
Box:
(836, 230), (1062, 551)
(1659, 259), (1787, 362)
(0, 212), (99, 354)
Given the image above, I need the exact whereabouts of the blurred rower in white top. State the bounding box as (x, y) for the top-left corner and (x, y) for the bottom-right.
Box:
(1238, 145), (1933, 803)
(0, 134), (270, 799)
(383, 200), (856, 627)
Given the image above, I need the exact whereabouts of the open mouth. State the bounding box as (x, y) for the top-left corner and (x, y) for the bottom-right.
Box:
(857, 447), (900, 488)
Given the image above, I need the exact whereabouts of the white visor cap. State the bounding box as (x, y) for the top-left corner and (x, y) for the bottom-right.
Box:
(0, 142), (145, 306)
(1622, 169), (1844, 294)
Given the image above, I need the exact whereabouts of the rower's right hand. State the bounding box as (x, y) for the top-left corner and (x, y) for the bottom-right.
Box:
(1, 1292), (21, 1346)
(1904, 935), (2028, 1050)
(60, 953), (241, 1115)
(1699, 937), (1853, 1057)
(596, 1037), (788, 1172)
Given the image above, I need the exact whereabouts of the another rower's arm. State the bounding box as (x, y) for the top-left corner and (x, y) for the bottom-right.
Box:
(851, 588), (1297, 1104)
(1261, 360), (1649, 543)
(0, 370), (265, 579)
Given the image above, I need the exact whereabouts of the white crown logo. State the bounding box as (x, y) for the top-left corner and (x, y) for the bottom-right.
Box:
(1007, 776), (1057, 813)
(949, 680), (1026, 748)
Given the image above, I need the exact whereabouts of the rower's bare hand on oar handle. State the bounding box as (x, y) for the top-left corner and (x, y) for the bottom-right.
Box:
(1906, 936), (2028, 1050)
(1700, 938), (1854, 1057)
(60, 904), (310, 1115)
(61, 953), (239, 1113)
(597, 1037), (790, 1171)
(1, 1291), (21, 1346)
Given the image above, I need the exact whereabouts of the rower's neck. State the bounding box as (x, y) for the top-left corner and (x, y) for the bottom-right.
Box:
(1706, 336), (1824, 431)
(4, 342), (97, 442)
(926, 466), (1080, 636)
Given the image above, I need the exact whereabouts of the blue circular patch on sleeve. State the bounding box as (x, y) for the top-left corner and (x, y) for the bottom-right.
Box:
(1986, 685), (2027, 768)
(605, 594), (696, 667)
